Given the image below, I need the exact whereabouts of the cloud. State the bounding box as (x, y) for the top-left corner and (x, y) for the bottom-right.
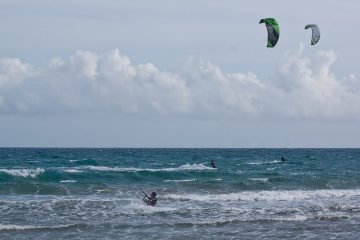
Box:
(0, 45), (359, 119)
(275, 45), (360, 119)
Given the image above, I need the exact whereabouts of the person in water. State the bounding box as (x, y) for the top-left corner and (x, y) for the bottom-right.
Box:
(143, 191), (157, 206)
(210, 160), (217, 168)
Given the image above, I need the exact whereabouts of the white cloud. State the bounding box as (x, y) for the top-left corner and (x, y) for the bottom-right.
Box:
(0, 46), (359, 119)
(275, 45), (360, 119)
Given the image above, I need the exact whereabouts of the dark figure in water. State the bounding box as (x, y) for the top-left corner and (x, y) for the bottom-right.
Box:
(210, 160), (217, 168)
(281, 156), (286, 162)
(143, 192), (157, 206)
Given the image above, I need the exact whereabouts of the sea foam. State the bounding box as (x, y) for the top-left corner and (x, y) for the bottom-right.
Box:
(86, 163), (214, 172)
(164, 189), (360, 202)
(164, 179), (196, 182)
(0, 168), (45, 178)
(63, 169), (84, 173)
(0, 223), (80, 231)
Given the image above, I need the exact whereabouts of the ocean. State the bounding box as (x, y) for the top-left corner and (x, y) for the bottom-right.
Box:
(0, 148), (360, 239)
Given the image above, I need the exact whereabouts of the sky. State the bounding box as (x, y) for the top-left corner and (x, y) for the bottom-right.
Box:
(1, 0), (360, 147)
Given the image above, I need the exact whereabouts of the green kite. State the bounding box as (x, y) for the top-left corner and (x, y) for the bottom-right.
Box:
(259, 18), (280, 48)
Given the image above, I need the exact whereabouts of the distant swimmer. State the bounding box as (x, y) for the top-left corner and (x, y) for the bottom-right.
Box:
(140, 189), (157, 206)
(281, 156), (286, 162)
(210, 160), (217, 168)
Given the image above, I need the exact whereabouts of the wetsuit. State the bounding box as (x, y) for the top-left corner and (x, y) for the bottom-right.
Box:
(211, 160), (216, 168)
(143, 195), (157, 206)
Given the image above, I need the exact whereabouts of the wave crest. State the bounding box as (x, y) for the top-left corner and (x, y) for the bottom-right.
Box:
(86, 163), (214, 172)
(164, 189), (360, 202)
(0, 168), (45, 178)
(0, 223), (82, 231)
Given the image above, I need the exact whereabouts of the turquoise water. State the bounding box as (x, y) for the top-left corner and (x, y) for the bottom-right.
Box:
(1, 148), (360, 239)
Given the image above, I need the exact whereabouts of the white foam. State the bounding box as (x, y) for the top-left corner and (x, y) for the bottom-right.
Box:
(246, 162), (264, 165)
(69, 159), (84, 162)
(63, 169), (83, 173)
(60, 180), (77, 183)
(86, 163), (214, 172)
(69, 158), (94, 162)
(274, 214), (308, 222)
(126, 202), (177, 214)
(176, 163), (214, 171)
(0, 168), (45, 178)
(248, 178), (269, 182)
(0, 224), (77, 231)
(164, 179), (196, 182)
(270, 160), (282, 164)
(246, 160), (281, 165)
(164, 189), (360, 203)
(191, 217), (238, 226)
(187, 213), (309, 226)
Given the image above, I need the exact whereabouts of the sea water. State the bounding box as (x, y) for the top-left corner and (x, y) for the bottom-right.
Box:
(0, 148), (360, 239)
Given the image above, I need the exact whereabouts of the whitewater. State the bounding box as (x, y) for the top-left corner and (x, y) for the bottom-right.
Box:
(0, 148), (360, 239)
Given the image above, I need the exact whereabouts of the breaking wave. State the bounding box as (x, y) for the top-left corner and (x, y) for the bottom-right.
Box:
(0, 168), (45, 178)
(85, 163), (214, 172)
(164, 179), (196, 182)
(164, 189), (360, 202)
(63, 169), (83, 173)
(0, 223), (83, 231)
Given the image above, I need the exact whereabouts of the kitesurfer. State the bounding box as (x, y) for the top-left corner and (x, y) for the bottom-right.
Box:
(281, 156), (286, 162)
(143, 191), (157, 206)
(210, 160), (217, 168)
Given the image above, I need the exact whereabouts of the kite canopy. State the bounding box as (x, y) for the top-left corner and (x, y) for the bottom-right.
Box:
(305, 24), (320, 45)
(259, 18), (280, 48)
